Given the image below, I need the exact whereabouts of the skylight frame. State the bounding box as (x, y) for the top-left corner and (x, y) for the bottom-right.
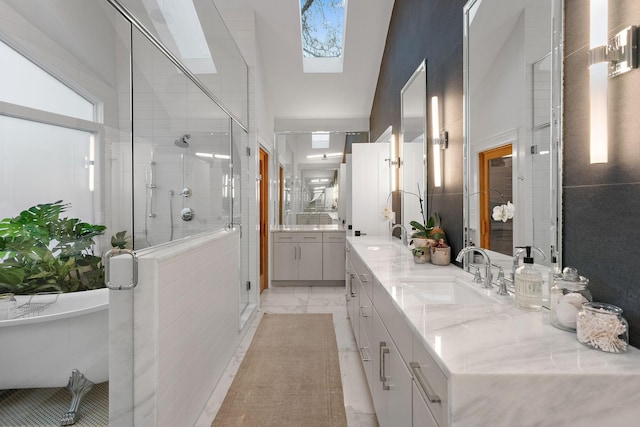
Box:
(299, 0), (348, 73)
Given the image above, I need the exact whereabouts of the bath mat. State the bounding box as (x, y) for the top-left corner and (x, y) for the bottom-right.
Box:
(212, 313), (347, 427)
(0, 381), (108, 426)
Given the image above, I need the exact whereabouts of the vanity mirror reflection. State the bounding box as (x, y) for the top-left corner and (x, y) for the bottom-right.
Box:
(463, 0), (563, 271)
(401, 60), (427, 228)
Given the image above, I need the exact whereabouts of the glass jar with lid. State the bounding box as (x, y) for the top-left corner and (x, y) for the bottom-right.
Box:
(550, 267), (592, 332)
(577, 302), (629, 353)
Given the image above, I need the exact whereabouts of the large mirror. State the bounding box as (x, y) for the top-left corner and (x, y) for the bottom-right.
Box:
(463, 0), (563, 270)
(401, 60), (427, 228)
(276, 130), (368, 225)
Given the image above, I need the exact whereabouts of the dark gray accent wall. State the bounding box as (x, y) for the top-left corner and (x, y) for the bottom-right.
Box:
(370, 0), (467, 257)
(372, 0), (640, 347)
(564, 0), (640, 346)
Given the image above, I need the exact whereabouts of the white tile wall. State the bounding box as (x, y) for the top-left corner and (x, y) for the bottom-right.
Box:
(110, 230), (246, 427)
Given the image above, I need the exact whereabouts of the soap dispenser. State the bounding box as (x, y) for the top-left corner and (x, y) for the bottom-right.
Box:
(514, 246), (545, 311)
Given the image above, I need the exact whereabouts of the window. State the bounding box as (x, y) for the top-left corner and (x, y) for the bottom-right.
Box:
(299, 0), (346, 73)
(0, 40), (94, 121)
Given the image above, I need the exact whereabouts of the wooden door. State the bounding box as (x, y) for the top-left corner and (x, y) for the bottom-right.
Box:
(478, 144), (512, 251)
(259, 148), (269, 293)
(279, 166), (283, 225)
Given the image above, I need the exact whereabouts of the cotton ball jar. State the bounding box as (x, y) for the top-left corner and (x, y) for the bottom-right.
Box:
(554, 294), (588, 330)
(550, 267), (591, 332)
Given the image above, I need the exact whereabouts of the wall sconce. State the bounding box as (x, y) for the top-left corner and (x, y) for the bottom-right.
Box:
(431, 96), (448, 187)
(588, 0), (637, 164)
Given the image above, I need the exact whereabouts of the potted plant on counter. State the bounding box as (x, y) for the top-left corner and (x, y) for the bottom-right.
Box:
(412, 246), (429, 264)
(410, 213), (451, 266)
(430, 238), (451, 266)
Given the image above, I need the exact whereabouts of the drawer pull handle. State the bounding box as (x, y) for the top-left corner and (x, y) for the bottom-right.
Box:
(410, 362), (442, 403)
(359, 274), (370, 282)
(359, 347), (371, 362)
(380, 342), (390, 390)
(359, 306), (370, 318)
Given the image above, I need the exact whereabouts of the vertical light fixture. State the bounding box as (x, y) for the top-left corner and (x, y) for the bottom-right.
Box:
(588, 0), (637, 164)
(390, 133), (398, 190)
(431, 96), (447, 187)
(589, 0), (608, 164)
(431, 96), (441, 187)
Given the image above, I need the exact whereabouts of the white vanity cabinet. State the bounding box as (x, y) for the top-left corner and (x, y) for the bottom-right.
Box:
(346, 244), (427, 427)
(411, 337), (448, 427)
(273, 233), (323, 280)
(272, 228), (346, 282)
(372, 309), (413, 427)
(412, 382), (438, 427)
(322, 232), (346, 280)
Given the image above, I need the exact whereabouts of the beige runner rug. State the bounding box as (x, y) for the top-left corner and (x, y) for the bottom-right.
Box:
(212, 313), (347, 427)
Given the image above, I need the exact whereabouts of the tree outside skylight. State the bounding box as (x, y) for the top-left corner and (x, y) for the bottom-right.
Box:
(300, 0), (345, 58)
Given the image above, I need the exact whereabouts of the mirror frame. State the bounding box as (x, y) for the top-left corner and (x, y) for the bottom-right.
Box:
(400, 60), (428, 226)
(462, 0), (564, 271)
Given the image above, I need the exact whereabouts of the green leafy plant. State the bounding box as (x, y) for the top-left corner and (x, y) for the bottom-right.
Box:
(0, 201), (108, 295)
(110, 230), (129, 250)
(412, 247), (427, 257)
(410, 212), (447, 244)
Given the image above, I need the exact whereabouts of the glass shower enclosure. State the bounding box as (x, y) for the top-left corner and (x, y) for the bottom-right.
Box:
(0, 0), (253, 424)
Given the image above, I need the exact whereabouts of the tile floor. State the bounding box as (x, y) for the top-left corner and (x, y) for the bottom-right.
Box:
(195, 285), (379, 427)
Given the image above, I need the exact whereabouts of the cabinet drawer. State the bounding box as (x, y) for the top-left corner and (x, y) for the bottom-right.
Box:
(323, 232), (346, 243)
(373, 279), (412, 360)
(412, 338), (448, 427)
(272, 232), (322, 243)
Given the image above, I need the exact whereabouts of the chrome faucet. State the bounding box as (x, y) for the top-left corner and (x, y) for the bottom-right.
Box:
(456, 246), (493, 289)
(509, 247), (527, 282)
(391, 224), (408, 246)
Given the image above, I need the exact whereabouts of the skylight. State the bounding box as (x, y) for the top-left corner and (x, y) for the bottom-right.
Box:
(299, 0), (347, 73)
(312, 132), (330, 148)
(144, 0), (217, 74)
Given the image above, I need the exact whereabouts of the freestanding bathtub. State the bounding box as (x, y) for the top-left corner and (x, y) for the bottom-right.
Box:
(0, 288), (109, 390)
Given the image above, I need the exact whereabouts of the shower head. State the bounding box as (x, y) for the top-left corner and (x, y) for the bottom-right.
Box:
(175, 134), (191, 148)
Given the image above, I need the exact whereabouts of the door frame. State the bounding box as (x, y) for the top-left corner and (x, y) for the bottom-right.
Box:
(259, 147), (269, 293)
(478, 144), (512, 249)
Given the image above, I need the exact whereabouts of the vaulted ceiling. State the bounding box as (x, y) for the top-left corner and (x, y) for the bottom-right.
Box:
(213, 0), (395, 125)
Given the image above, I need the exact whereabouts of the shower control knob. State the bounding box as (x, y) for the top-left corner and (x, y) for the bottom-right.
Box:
(180, 187), (192, 198)
(181, 207), (195, 221)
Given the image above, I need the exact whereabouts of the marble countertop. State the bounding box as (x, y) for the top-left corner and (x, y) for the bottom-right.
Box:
(348, 235), (640, 424)
(271, 225), (345, 232)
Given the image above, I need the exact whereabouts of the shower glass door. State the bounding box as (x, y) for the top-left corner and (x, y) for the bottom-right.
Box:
(131, 31), (232, 250)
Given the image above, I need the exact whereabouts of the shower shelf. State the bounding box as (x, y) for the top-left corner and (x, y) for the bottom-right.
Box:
(14, 292), (61, 318)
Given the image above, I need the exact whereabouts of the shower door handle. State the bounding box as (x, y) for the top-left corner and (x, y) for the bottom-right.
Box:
(104, 248), (139, 290)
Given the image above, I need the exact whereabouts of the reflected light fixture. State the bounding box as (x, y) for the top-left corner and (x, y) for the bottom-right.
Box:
(306, 152), (342, 159)
(431, 96), (448, 188)
(588, 0), (637, 164)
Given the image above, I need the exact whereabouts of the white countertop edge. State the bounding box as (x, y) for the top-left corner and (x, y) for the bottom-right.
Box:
(346, 235), (640, 378)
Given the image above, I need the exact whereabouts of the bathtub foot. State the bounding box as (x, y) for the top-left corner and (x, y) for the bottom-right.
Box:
(60, 369), (94, 426)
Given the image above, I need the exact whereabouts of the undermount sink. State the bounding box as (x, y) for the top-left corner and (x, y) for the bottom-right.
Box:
(397, 276), (499, 305)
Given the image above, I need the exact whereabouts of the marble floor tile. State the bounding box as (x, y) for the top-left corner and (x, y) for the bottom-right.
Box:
(196, 285), (378, 426)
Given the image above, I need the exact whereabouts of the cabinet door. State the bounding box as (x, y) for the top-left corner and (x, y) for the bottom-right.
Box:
(273, 242), (298, 280)
(298, 242), (323, 280)
(412, 382), (438, 427)
(346, 266), (359, 340)
(373, 311), (412, 427)
(323, 242), (346, 280)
